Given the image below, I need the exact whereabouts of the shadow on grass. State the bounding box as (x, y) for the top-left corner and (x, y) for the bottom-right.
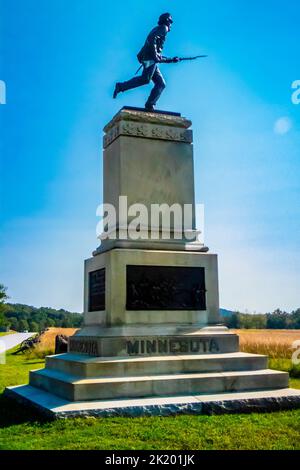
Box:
(24, 361), (45, 365)
(0, 394), (51, 428)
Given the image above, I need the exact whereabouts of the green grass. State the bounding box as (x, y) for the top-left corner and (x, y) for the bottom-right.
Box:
(0, 331), (15, 337)
(1, 406), (300, 450)
(269, 358), (300, 378)
(0, 347), (44, 394)
(0, 348), (300, 450)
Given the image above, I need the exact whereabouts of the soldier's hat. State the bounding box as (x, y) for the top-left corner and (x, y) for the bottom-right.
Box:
(158, 13), (173, 26)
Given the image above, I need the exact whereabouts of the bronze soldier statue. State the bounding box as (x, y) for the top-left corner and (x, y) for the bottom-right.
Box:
(113, 13), (179, 111)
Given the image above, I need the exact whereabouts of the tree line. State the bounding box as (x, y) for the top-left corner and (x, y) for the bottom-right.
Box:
(224, 309), (300, 330)
(0, 285), (83, 332)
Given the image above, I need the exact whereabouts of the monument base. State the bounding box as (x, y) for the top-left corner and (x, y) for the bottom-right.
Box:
(5, 326), (300, 416)
(6, 384), (300, 419)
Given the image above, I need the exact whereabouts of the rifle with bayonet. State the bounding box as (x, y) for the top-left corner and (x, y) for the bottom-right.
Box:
(135, 55), (207, 74)
(163, 55), (208, 63)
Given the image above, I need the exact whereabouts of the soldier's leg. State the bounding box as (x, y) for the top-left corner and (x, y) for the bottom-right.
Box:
(116, 64), (156, 93)
(145, 67), (166, 108)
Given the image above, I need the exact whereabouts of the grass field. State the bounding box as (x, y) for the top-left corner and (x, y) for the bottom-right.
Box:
(0, 330), (300, 450)
(237, 329), (300, 379)
(0, 331), (15, 337)
(236, 329), (300, 358)
(24, 328), (300, 359)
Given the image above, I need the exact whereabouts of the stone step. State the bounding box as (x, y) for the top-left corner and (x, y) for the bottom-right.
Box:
(46, 352), (268, 378)
(6, 385), (300, 418)
(29, 368), (289, 402)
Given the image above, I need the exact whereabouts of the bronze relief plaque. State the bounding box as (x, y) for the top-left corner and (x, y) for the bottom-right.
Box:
(126, 265), (206, 311)
(88, 269), (105, 312)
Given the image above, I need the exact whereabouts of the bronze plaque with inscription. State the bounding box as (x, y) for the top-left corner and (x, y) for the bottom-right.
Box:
(126, 265), (206, 311)
(88, 269), (105, 312)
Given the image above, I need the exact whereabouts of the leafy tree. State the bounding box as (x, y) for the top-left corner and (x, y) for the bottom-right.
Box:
(0, 285), (9, 329)
(291, 309), (300, 329)
(0, 284), (8, 304)
(238, 313), (267, 329)
(46, 318), (55, 328)
(0, 310), (6, 329)
(29, 321), (39, 332)
(225, 312), (241, 329)
(8, 317), (19, 331)
(62, 318), (72, 328)
(266, 309), (289, 329)
(18, 319), (29, 332)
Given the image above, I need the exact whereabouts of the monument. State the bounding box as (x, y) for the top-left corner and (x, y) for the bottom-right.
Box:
(6, 107), (300, 417)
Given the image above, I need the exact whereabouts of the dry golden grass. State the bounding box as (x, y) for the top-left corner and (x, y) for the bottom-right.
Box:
(235, 329), (300, 358)
(25, 327), (78, 358)
(25, 327), (300, 362)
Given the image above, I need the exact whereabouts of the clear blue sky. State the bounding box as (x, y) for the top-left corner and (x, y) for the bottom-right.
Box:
(0, 0), (299, 313)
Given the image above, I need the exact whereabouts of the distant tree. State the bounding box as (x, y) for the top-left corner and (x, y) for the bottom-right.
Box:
(18, 319), (29, 332)
(225, 312), (241, 329)
(266, 309), (289, 329)
(0, 285), (9, 329)
(291, 309), (300, 329)
(45, 318), (55, 328)
(0, 310), (6, 329)
(0, 284), (8, 303)
(253, 314), (267, 329)
(8, 317), (19, 332)
(62, 318), (72, 328)
(29, 321), (39, 332)
(239, 313), (267, 329)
